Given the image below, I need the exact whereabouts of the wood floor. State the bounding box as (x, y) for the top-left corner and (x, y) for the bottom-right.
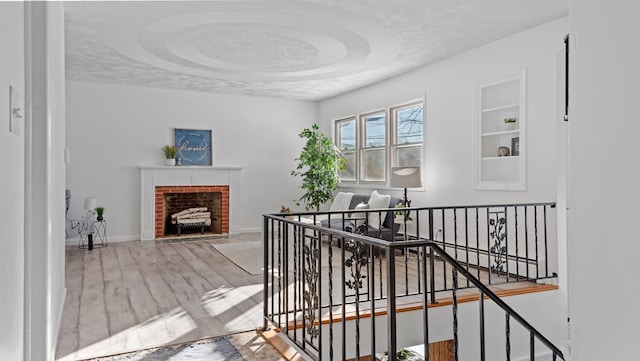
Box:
(55, 233), (269, 361)
(55, 232), (553, 361)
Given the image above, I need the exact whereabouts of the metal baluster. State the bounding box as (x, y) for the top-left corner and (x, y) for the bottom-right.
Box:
(284, 224), (289, 334)
(515, 207), (520, 281)
(341, 238), (347, 361)
(530, 332), (535, 361)
(416, 211), (421, 294)
(525, 207), (530, 279)
(487, 209), (491, 284)
(506, 313), (511, 361)
(387, 246), (397, 361)
(429, 209), (436, 304)
(370, 244), (376, 361)
(328, 236), (334, 361)
(442, 210), (447, 290)
(544, 205), (549, 278)
(317, 233), (322, 359)
(479, 290), (486, 361)
(476, 208), (481, 280)
(465, 208), (470, 288)
(422, 244), (430, 361)
(293, 221), (298, 341)
(535, 206), (539, 279)
(452, 268), (459, 361)
(262, 217), (270, 330)
(505, 206), (509, 282)
(277, 222), (282, 327)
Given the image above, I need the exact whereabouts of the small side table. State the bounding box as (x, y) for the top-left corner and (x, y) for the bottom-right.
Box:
(93, 219), (108, 248)
(79, 220), (108, 250)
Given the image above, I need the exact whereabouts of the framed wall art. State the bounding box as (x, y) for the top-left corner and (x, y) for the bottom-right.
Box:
(174, 128), (212, 166)
(511, 137), (520, 156)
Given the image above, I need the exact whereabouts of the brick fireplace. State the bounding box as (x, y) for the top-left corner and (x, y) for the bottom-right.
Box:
(139, 166), (241, 241)
(155, 185), (229, 238)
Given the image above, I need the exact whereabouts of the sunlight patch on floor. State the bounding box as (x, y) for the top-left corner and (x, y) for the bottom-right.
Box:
(56, 307), (196, 361)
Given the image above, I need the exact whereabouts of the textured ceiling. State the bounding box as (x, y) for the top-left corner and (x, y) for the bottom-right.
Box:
(64, 0), (568, 101)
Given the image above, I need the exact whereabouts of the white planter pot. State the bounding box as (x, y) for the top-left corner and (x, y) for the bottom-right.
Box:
(165, 158), (176, 166)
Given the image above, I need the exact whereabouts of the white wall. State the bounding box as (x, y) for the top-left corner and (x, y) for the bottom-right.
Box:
(316, 290), (566, 361)
(24, 2), (67, 360)
(318, 18), (568, 207)
(0, 3), (25, 360)
(66, 82), (316, 240)
(568, 0), (640, 359)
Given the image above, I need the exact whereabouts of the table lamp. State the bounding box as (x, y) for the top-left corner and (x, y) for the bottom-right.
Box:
(84, 197), (97, 220)
(390, 167), (422, 220)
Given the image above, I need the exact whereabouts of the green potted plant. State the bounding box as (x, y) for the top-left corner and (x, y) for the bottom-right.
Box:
(162, 145), (178, 166)
(95, 207), (105, 221)
(504, 117), (517, 131)
(291, 124), (346, 211)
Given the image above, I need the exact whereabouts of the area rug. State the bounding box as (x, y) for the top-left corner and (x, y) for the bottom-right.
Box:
(94, 335), (245, 361)
(211, 241), (263, 275)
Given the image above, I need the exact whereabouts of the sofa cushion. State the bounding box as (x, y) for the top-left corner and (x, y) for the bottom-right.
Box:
(330, 192), (354, 212)
(352, 202), (369, 227)
(367, 191), (391, 229)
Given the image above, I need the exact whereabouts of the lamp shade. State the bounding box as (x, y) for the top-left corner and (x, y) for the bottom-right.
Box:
(84, 197), (97, 210)
(390, 167), (422, 188)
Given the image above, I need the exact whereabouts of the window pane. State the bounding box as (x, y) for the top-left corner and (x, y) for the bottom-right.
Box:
(364, 113), (386, 147)
(395, 146), (422, 168)
(396, 105), (423, 144)
(338, 120), (355, 150)
(362, 148), (385, 181)
(339, 151), (356, 181)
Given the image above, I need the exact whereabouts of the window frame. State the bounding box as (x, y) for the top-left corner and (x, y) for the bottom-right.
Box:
(334, 117), (357, 183)
(390, 100), (424, 170)
(359, 109), (388, 184)
(332, 98), (425, 188)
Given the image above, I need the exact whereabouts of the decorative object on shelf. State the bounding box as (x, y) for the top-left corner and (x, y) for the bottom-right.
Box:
(511, 137), (520, 156)
(497, 146), (510, 157)
(174, 128), (212, 166)
(291, 124), (345, 211)
(390, 166), (422, 221)
(162, 145), (177, 166)
(95, 207), (105, 221)
(504, 117), (517, 131)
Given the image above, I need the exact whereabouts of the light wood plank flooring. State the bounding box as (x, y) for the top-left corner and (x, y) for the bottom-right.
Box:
(56, 233), (268, 361)
(55, 232), (551, 361)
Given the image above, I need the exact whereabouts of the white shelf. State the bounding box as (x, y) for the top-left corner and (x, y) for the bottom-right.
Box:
(481, 156), (521, 160)
(476, 69), (526, 191)
(481, 130), (519, 137)
(481, 103), (520, 113)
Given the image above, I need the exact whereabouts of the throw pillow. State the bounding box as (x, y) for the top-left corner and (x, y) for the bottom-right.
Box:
(352, 202), (370, 227)
(367, 190), (391, 229)
(329, 192), (354, 212)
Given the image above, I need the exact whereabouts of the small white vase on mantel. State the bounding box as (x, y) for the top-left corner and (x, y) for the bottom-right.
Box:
(165, 158), (176, 166)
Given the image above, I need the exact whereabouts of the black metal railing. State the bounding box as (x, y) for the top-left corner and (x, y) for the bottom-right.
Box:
(262, 202), (563, 360)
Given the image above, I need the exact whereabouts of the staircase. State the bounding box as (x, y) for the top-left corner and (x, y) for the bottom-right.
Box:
(261, 202), (565, 361)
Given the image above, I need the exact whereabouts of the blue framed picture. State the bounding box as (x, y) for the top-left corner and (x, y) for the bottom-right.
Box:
(174, 128), (212, 166)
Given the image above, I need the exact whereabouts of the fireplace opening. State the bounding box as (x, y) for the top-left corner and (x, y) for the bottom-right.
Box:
(155, 185), (229, 238)
(164, 192), (221, 236)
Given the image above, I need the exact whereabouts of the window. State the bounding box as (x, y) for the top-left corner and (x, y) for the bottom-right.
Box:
(360, 111), (386, 182)
(333, 100), (423, 185)
(335, 118), (356, 181)
(392, 102), (423, 168)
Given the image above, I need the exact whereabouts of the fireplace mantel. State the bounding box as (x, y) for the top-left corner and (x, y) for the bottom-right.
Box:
(139, 165), (242, 240)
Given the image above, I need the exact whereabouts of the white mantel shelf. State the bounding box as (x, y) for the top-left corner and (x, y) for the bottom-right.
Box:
(139, 165), (243, 240)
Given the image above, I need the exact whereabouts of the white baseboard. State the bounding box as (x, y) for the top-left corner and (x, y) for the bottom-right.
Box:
(235, 227), (261, 234)
(65, 234), (139, 245)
